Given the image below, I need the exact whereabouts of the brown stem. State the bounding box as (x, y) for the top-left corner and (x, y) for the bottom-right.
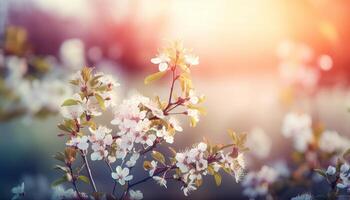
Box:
(68, 164), (83, 200)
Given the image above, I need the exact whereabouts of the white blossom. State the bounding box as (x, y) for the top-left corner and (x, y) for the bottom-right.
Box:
(337, 163), (350, 189)
(184, 54), (199, 66)
(126, 153), (140, 167)
(89, 126), (113, 160)
(319, 130), (350, 153)
(169, 117), (183, 132)
(156, 127), (174, 144)
(51, 186), (78, 200)
(181, 182), (197, 196)
(151, 53), (171, 72)
(326, 166), (336, 176)
(66, 136), (89, 151)
(153, 176), (167, 188)
(112, 166), (133, 185)
(187, 109), (200, 123)
(149, 161), (158, 176)
(129, 189), (143, 200)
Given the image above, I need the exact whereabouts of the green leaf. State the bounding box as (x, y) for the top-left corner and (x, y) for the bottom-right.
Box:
(152, 150), (165, 165)
(57, 123), (71, 132)
(214, 173), (222, 186)
(61, 99), (79, 107)
(144, 71), (166, 85)
(69, 79), (79, 85)
(207, 165), (215, 175)
(90, 75), (103, 87)
(78, 175), (90, 184)
(52, 176), (68, 186)
(81, 67), (92, 82)
(314, 169), (327, 178)
(53, 165), (68, 172)
(53, 152), (65, 163)
(95, 93), (106, 111)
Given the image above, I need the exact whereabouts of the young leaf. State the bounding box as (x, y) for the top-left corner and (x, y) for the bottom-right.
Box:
(53, 165), (69, 172)
(81, 67), (92, 82)
(143, 161), (152, 170)
(53, 152), (65, 163)
(144, 71), (166, 85)
(57, 123), (71, 132)
(61, 99), (79, 107)
(52, 176), (68, 186)
(214, 173), (222, 186)
(78, 175), (90, 184)
(64, 147), (77, 163)
(190, 116), (197, 127)
(207, 165), (215, 175)
(95, 93), (106, 111)
(314, 169), (327, 178)
(152, 151), (166, 165)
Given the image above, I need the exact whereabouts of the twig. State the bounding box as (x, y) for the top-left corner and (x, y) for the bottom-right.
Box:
(68, 164), (83, 200)
(105, 160), (118, 195)
(81, 153), (98, 192)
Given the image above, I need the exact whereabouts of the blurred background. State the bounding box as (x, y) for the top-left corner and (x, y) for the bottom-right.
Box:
(1, 0), (350, 199)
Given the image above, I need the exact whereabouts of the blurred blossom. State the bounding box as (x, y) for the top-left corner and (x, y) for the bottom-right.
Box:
(282, 112), (313, 152)
(11, 182), (24, 200)
(51, 186), (85, 200)
(87, 46), (103, 63)
(291, 193), (313, 200)
(277, 40), (332, 92)
(271, 160), (290, 178)
(319, 130), (350, 154)
(59, 38), (85, 70)
(318, 54), (333, 71)
(21, 175), (51, 199)
(247, 127), (271, 159)
(242, 165), (278, 199)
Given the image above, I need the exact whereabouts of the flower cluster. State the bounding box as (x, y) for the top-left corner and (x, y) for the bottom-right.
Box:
(52, 42), (247, 200)
(142, 130), (248, 197)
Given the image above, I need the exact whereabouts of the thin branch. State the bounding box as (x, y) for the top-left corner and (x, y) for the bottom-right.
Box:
(81, 153), (98, 192)
(68, 164), (83, 200)
(105, 160), (118, 195)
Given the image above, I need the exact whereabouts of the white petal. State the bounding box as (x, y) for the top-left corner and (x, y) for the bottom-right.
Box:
(151, 57), (161, 64)
(158, 63), (168, 72)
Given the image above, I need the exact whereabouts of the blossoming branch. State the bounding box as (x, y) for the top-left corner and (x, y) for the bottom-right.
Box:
(53, 42), (249, 200)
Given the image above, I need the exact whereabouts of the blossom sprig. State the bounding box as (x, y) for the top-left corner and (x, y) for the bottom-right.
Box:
(53, 43), (246, 200)
(146, 41), (205, 127)
(142, 130), (248, 196)
(314, 149), (350, 199)
(55, 67), (119, 197)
